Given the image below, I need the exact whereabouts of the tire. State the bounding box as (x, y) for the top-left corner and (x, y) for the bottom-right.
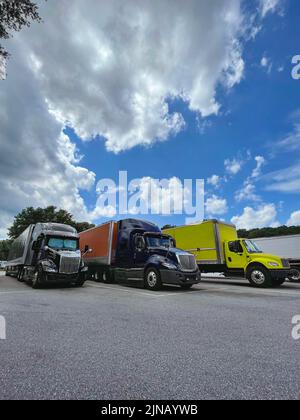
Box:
(144, 267), (162, 291)
(271, 278), (286, 287)
(17, 267), (25, 283)
(32, 266), (44, 289)
(181, 284), (193, 290)
(247, 265), (272, 288)
(288, 268), (300, 283)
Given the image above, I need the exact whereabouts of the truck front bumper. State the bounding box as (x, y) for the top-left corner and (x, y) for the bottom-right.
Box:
(269, 269), (291, 280)
(44, 272), (83, 283)
(160, 269), (201, 286)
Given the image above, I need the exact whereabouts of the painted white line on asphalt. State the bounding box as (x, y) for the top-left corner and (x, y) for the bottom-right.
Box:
(0, 290), (32, 295)
(86, 282), (169, 297)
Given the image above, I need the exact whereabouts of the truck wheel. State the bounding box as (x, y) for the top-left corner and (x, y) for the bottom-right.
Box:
(32, 266), (44, 289)
(288, 269), (300, 283)
(181, 284), (193, 290)
(17, 267), (25, 282)
(271, 278), (286, 287)
(144, 268), (162, 291)
(247, 265), (271, 288)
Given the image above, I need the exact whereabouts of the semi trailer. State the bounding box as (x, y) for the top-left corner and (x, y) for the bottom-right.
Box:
(6, 223), (88, 288)
(163, 220), (291, 288)
(254, 234), (300, 282)
(79, 218), (201, 291)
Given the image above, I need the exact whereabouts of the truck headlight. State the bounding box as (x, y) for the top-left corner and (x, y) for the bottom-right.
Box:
(81, 266), (88, 272)
(162, 262), (178, 270)
(268, 262), (279, 267)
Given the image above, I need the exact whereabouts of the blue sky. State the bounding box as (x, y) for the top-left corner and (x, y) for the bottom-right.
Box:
(1, 0), (300, 237)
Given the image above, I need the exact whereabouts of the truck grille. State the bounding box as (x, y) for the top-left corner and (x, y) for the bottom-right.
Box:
(281, 259), (290, 268)
(178, 254), (197, 271)
(59, 256), (80, 274)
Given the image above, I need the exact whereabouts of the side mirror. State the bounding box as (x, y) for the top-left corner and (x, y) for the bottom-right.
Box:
(82, 246), (93, 256)
(170, 238), (176, 248)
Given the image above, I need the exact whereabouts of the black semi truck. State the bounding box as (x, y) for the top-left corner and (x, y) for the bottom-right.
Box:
(79, 219), (201, 291)
(6, 223), (88, 288)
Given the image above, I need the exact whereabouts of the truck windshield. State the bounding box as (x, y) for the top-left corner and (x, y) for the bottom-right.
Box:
(146, 236), (171, 248)
(243, 240), (262, 254)
(47, 237), (78, 251)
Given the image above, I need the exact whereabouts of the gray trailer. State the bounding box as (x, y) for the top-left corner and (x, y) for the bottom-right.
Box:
(6, 223), (88, 288)
(255, 235), (300, 282)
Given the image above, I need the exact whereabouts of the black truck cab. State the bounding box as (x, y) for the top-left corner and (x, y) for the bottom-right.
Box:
(113, 219), (201, 290)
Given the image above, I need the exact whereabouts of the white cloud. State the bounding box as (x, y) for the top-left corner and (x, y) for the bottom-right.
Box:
(235, 182), (261, 202)
(205, 195), (228, 216)
(259, 0), (282, 18)
(231, 204), (279, 229)
(251, 155), (266, 178)
(207, 175), (221, 188)
(10, 0), (247, 153)
(224, 158), (243, 175)
(287, 211), (300, 226)
(263, 162), (300, 193)
(260, 55), (272, 73)
(277, 122), (300, 152)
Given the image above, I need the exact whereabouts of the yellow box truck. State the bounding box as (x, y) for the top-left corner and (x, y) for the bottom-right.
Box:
(163, 220), (291, 288)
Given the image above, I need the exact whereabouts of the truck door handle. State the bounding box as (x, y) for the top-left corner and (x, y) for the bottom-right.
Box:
(228, 257), (232, 262)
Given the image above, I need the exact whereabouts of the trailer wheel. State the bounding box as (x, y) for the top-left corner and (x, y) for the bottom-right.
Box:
(144, 267), (162, 291)
(247, 265), (272, 288)
(288, 268), (300, 283)
(17, 267), (25, 282)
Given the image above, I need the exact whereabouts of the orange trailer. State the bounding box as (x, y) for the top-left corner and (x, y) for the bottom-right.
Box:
(79, 221), (118, 266)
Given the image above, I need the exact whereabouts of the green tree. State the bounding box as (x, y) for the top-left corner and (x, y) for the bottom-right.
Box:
(161, 224), (176, 230)
(237, 225), (300, 239)
(0, 239), (12, 260)
(8, 206), (94, 239)
(0, 0), (43, 62)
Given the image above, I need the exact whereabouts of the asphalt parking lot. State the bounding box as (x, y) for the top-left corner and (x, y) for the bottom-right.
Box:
(0, 270), (300, 400)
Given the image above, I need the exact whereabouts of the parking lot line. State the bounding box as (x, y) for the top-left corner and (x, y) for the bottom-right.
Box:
(86, 282), (174, 297)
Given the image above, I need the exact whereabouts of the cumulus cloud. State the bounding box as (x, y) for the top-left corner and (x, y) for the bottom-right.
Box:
(287, 211), (300, 226)
(231, 204), (279, 229)
(0, 0), (278, 237)
(207, 175), (222, 188)
(205, 195), (228, 216)
(0, 48), (96, 238)
(14, 0), (247, 153)
(224, 158), (243, 175)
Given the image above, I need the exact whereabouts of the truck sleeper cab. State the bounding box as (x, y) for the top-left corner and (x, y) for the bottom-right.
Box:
(6, 223), (88, 289)
(80, 219), (201, 291)
(163, 220), (290, 288)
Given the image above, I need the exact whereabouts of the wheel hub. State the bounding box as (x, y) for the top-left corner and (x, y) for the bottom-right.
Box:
(251, 270), (265, 285)
(147, 271), (157, 287)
